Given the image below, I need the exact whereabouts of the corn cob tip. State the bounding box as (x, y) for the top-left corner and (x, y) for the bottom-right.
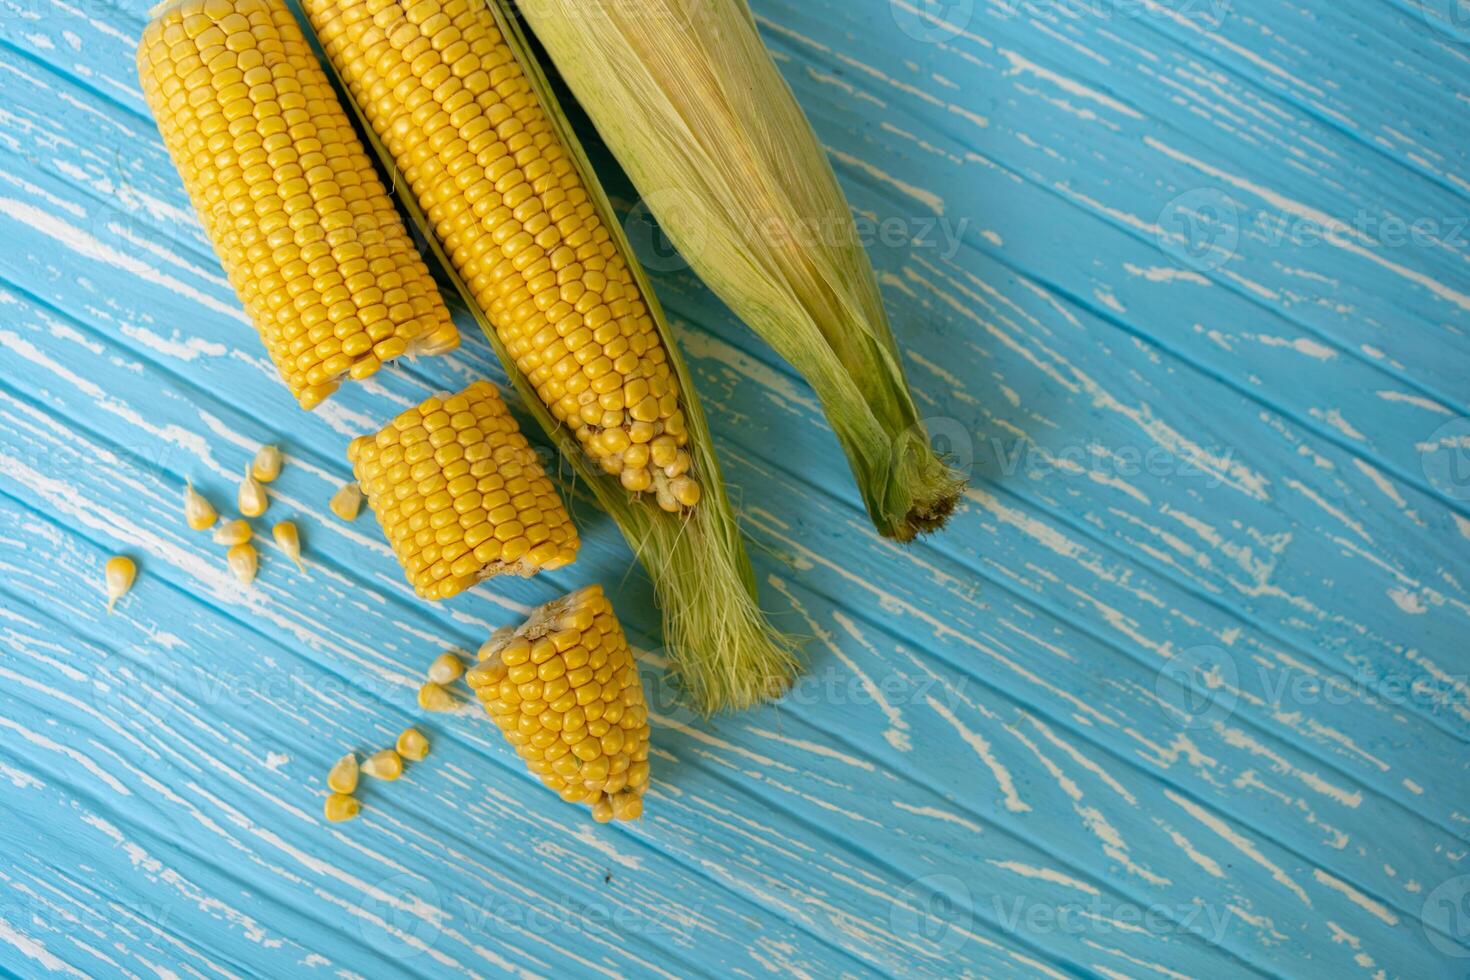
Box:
(349, 382), (580, 600)
(465, 584), (650, 822)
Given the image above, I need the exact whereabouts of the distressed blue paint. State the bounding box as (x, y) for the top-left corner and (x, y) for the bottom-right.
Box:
(0, 0), (1466, 975)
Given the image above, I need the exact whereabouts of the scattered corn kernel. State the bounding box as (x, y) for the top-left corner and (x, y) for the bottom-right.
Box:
(362, 749), (403, 781)
(418, 682), (455, 713)
(252, 445), (283, 483)
(324, 793), (360, 822)
(347, 383), (580, 600)
(272, 521), (306, 573)
(303, 0), (698, 509)
(104, 555), (136, 614)
(329, 483), (362, 522)
(184, 481), (216, 531)
(464, 584), (650, 822)
(428, 652), (464, 686)
(227, 543), (258, 586)
(397, 728), (430, 762)
(212, 519), (252, 547)
(238, 468), (268, 519)
(136, 0), (460, 410)
(327, 754), (359, 794)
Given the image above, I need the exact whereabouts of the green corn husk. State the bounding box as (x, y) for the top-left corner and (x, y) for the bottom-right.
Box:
(304, 0), (797, 712)
(512, 0), (966, 541)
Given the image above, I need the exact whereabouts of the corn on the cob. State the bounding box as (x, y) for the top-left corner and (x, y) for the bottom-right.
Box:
(184, 481), (217, 531)
(301, 0), (698, 509)
(252, 444), (283, 482)
(137, 0), (460, 410)
(465, 585), (649, 822)
(105, 556), (137, 613)
(348, 381), (579, 599)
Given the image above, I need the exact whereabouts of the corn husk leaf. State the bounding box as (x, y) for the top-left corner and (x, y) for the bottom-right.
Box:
(513, 0), (965, 541)
(306, 0), (798, 712)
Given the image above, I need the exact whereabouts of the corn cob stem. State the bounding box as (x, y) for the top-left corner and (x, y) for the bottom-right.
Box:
(306, 0), (797, 711)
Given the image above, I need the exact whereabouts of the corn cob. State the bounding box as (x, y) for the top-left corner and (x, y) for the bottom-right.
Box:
(466, 585), (650, 822)
(137, 0), (459, 410)
(301, 0), (698, 510)
(306, 0), (799, 711)
(348, 380), (579, 599)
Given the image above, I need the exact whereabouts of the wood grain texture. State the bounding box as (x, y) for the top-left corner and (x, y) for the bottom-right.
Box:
(0, 0), (1466, 975)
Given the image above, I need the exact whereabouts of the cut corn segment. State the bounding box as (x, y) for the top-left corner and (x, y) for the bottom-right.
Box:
(327, 753), (359, 793)
(213, 518), (253, 546)
(105, 556), (137, 613)
(324, 793), (361, 822)
(348, 381), (579, 599)
(184, 481), (217, 531)
(396, 728), (430, 761)
(252, 445), (283, 483)
(301, 0), (698, 508)
(136, 0), (460, 409)
(465, 585), (649, 822)
(329, 482), (363, 521)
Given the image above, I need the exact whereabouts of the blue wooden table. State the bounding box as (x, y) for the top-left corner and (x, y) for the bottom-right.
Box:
(1, 0), (1467, 975)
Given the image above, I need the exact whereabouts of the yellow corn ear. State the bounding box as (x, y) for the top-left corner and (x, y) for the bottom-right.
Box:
(300, 0), (699, 509)
(137, 0), (459, 409)
(348, 380), (579, 599)
(465, 585), (649, 822)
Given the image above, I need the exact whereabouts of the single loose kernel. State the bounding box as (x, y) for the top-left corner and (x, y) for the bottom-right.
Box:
(272, 521), (306, 573)
(327, 754), (359, 794)
(238, 468), (268, 518)
(362, 749), (403, 781)
(227, 543), (258, 585)
(330, 483), (362, 521)
(324, 793), (360, 822)
(105, 555), (136, 613)
(212, 519), (252, 546)
(427, 652), (463, 686)
(184, 481), (217, 531)
(397, 728), (430, 761)
(417, 682), (455, 712)
(252, 445), (284, 483)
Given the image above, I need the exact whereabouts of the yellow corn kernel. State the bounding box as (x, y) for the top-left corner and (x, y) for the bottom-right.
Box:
(104, 555), (136, 614)
(428, 652), (463, 686)
(464, 584), (650, 821)
(324, 793), (361, 822)
(272, 521), (306, 573)
(184, 481), (216, 531)
(136, 0), (460, 410)
(327, 753), (359, 794)
(252, 445), (283, 483)
(238, 468), (268, 519)
(330, 483), (362, 521)
(227, 543), (258, 585)
(417, 682), (455, 712)
(396, 728), (430, 761)
(300, 0), (699, 509)
(362, 749), (403, 781)
(212, 519), (252, 547)
(347, 382), (579, 599)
